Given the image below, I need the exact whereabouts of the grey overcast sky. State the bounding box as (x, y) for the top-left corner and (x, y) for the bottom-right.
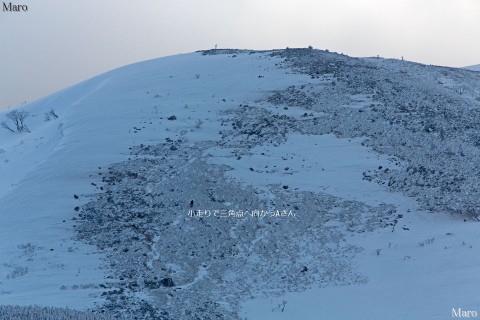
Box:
(1, 0), (479, 109)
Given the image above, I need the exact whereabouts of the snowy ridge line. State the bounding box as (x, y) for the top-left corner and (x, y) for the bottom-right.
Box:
(268, 48), (480, 218)
(2, 48), (480, 319)
(1, 50), (300, 314)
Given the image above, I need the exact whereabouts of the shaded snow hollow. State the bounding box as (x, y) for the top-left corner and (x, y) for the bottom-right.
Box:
(1, 48), (480, 319)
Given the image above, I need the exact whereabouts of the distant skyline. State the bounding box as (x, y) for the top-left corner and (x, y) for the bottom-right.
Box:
(1, 0), (480, 109)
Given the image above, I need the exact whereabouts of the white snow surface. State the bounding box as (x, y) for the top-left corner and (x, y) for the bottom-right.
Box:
(241, 188), (479, 320)
(0, 52), (305, 309)
(1, 49), (480, 319)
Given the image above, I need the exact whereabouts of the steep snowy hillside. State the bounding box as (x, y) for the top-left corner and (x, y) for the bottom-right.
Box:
(1, 48), (480, 319)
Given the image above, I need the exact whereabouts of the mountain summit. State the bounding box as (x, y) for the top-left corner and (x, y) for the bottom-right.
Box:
(1, 48), (480, 319)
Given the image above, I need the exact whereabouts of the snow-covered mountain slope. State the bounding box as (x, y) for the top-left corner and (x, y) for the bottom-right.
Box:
(465, 64), (480, 71)
(1, 48), (480, 319)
